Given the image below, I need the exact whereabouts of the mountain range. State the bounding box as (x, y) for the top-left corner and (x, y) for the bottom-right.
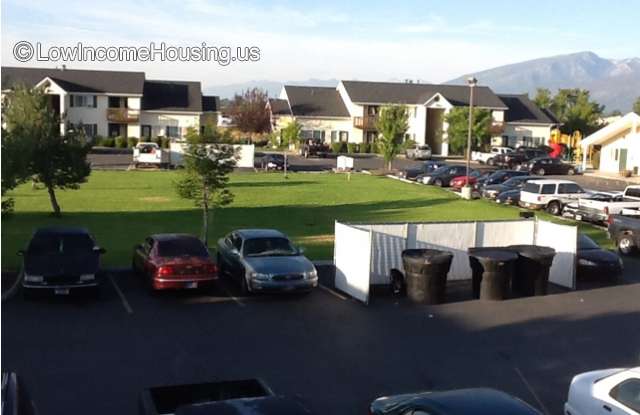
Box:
(205, 51), (639, 112)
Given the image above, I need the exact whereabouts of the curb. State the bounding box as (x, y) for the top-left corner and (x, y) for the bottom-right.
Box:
(1, 271), (23, 302)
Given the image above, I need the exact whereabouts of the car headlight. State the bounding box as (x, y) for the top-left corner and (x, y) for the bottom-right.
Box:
(423, 177), (431, 184)
(305, 269), (318, 279)
(578, 258), (597, 267)
(249, 271), (271, 281)
(80, 274), (95, 281)
(24, 274), (43, 282)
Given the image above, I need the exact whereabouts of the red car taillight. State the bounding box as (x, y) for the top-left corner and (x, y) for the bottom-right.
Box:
(157, 265), (174, 276)
(607, 215), (614, 225)
(205, 264), (218, 274)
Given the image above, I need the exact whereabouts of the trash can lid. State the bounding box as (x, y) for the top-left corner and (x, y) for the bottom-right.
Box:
(402, 248), (454, 265)
(508, 245), (556, 260)
(467, 248), (518, 262)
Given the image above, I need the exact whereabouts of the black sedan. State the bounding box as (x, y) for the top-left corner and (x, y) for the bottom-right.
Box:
(577, 234), (623, 281)
(260, 153), (289, 170)
(19, 227), (106, 297)
(421, 165), (469, 187)
(495, 188), (522, 205)
(522, 157), (577, 176)
(482, 175), (537, 200)
(477, 170), (529, 189)
(398, 160), (447, 181)
(370, 388), (541, 415)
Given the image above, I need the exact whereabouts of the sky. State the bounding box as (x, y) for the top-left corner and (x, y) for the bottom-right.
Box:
(2, 0), (638, 90)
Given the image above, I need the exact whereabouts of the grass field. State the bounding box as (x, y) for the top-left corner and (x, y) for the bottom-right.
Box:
(1, 170), (610, 270)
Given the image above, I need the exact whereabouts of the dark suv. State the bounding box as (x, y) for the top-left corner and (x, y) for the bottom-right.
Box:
(524, 157), (577, 176)
(495, 147), (549, 168)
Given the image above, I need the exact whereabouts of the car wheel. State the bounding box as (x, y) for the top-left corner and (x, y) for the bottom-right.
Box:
(434, 178), (443, 187)
(618, 235), (636, 255)
(546, 201), (561, 215)
(567, 168), (575, 175)
(487, 158), (495, 166)
(537, 168), (546, 176)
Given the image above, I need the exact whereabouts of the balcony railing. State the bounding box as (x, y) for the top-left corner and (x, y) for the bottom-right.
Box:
(353, 115), (378, 129)
(107, 108), (140, 123)
(489, 122), (504, 135)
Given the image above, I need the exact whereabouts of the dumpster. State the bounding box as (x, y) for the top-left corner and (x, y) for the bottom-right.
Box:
(401, 249), (453, 304)
(508, 245), (556, 296)
(468, 248), (518, 301)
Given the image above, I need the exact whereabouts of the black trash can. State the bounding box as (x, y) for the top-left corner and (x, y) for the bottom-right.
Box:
(401, 249), (453, 305)
(467, 248), (518, 301)
(508, 245), (556, 296)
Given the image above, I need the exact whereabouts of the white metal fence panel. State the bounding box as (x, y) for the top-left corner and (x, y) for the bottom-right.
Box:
(371, 231), (407, 284)
(535, 220), (577, 289)
(413, 222), (477, 280)
(334, 222), (372, 303)
(476, 220), (535, 247)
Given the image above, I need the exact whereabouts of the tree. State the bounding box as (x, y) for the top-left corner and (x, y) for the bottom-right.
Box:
(533, 88), (553, 109)
(1, 128), (30, 215)
(280, 119), (302, 147)
(634, 97), (640, 115)
(229, 88), (271, 134)
(548, 89), (604, 135)
(375, 105), (409, 170)
(2, 85), (91, 216)
(175, 128), (238, 246)
(445, 107), (492, 155)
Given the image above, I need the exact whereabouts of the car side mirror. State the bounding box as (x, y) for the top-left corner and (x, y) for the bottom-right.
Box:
(17, 249), (24, 256)
(94, 246), (106, 254)
(230, 248), (240, 256)
(297, 246), (306, 255)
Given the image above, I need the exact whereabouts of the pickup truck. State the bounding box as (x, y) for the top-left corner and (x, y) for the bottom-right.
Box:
(139, 378), (314, 415)
(564, 186), (640, 224)
(471, 147), (513, 165)
(608, 213), (640, 255)
(133, 142), (171, 168)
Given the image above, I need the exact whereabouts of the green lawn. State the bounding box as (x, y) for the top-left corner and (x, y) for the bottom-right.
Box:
(1, 171), (610, 270)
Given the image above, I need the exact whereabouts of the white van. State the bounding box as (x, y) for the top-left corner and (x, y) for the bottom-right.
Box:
(519, 179), (588, 215)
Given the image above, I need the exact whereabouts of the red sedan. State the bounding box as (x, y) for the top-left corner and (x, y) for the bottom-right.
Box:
(132, 234), (218, 290)
(449, 170), (483, 190)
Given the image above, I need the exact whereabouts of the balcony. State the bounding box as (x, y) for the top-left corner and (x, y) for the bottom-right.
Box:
(107, 108), (140, 123)
(489, 122), (505, 135)
(353, 115), (378, 129)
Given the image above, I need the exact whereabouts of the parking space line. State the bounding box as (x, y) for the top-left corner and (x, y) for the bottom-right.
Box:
(218, 282), (246, 307)
(318, 283), (347, 300)
(514, 366), (550, 415)
(108, 274), (133, 314)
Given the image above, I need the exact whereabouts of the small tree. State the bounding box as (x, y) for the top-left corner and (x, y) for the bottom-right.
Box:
(633, 97), (640, 115)
(175, 128), (238, 246)
(229, 88), (271, 134)
(1, 128), (30, 215)
(549, 89), (604, 135)
(2, 85), (91, 216)
(375, 105), (409, 170)
(445, 107), (492, 155)
(281, 119), (302, 147)
(533, 88), (553, 109)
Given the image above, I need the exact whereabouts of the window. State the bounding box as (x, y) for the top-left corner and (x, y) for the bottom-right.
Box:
(301, 130), (313, 139)
(523, 183), (540, 193)
(626, 187), (640, 198)
(339, 131), (349, 142)
(365, 131), (377, 143)
(413, 107), (417, 118)
(312, 130), (324, 140)
(610, 378), (640, 412)
(541, 184), (556, 194)
(367, 106), (379, 116)
(79, 124), (97, 137)
(615, 149), (619, 161)
(166, 126), (180, 138)
(330, 131), (338, 143)
(558, 183), (583, 194)
(70, 95), (97, 108)
(108, 96), (126, 108)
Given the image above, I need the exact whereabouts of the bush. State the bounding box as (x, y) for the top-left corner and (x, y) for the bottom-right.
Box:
(402, 138), (417, 151)
(160, 137), (171, 149)
(115, 136), (127, 148)
(127, 137), (138, 148)
(360, 143), (370, 154)
(152, 136), (163, 146)
(93, 135), (105, 146)
(347, 143), (358, 154)
(100, 136), (115, 147)
(370, 141), (379, 154)
(331, 142), (347, 154)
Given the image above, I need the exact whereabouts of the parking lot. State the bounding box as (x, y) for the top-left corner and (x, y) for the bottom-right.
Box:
(2, 260), (640, 415)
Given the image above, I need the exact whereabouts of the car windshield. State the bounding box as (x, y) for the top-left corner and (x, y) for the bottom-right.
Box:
(578, 234), (600, 250)
(28, 233), (94, 255)
(431, 166), (450, 175)
(157, 237), (209, 257)
(418, 145), (430, 150)
(503, 177), (527, 186)
(244, 237), (297, 257)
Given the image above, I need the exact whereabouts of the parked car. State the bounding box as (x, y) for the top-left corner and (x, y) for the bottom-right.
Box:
(132, 234), (218, 290)
(405, 144), (432, 160)
(576, 234), (624, 281)
(299, 139), (329, 158)
(216, 229), (318, 294)
(521, 157), (577, 176)
(398, 161), (447, 181)
(2, 371), (38, 415)
(482, 175), (537, 200)
(565, 367), (640, 415)
(421, 165), (469, 187)
(449, 169), (484, 190)
(564, 186), (640, 224)
(260, 153), (289, 170)
(413, 162), (449, 182)
(519, 179), (588, 215)
(608, 213), (640, 255)
(471, 146), (513, 165)
(495, 147), (549, 168)
(370, 388), (541, 415)
(133, 142), (171, 168)
(496, 188), (522, 205)
(477, 170), (530, 190)
(19, 227), (105, 297)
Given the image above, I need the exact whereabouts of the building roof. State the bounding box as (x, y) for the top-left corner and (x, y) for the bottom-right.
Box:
(581, 112), (640, 148)
(283, 86), (350, 117)
(202, 95), (220, 112)
(141, 80), (202, 112)
(268, 98), (292, 116)
(498, 94), (559, 125)
(340, 80), (508, 109)
(1, 66), (145, 94)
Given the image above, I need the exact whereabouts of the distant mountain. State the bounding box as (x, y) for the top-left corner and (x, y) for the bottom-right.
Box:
(204, 78), (339, 99)
(447, 51), (640, 112)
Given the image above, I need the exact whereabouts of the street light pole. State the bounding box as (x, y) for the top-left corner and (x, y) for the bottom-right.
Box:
(462, 76), (477, 200)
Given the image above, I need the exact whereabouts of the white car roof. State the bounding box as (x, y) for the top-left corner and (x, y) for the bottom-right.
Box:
(527, 179), (578, 185)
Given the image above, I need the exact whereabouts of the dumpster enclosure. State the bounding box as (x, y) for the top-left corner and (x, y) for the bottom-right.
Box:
(333, 219), (577, 304)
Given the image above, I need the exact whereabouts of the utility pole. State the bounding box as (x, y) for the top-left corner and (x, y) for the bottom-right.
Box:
(462, 76), (477, 200)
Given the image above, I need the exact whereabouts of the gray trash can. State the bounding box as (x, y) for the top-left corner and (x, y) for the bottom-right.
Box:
(468, 248), (518, 301)
(401, 249), (453, 304)
(508, 245), (556, 296)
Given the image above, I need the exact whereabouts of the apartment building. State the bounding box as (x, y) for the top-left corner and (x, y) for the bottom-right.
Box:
(1, 66), (220, 140)
(269, 80), (558, 156)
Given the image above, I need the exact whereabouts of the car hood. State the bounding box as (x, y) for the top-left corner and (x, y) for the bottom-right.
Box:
(244, 255), (315, 274)
(24, 253), (99, 276)
(578, 249), (621, 264)
(484, 184), (509, 193)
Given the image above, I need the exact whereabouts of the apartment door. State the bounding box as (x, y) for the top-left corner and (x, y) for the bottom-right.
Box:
(619, 149), (628, 172)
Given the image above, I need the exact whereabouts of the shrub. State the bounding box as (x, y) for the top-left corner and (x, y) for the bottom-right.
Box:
(331, 142), (347, 154)
(370, 141), (379, 154)
(93, 135), (105, 146)
(114, 136), (127, 148)
(360, 143), (370, 154)
(160, 137), (171, 149)
(347, 143), (358, 154)
(152, 136), (162, 146)
(127, 137), (138, 148)
(100, 136), (115, 147)
(402, 138), (417, 151)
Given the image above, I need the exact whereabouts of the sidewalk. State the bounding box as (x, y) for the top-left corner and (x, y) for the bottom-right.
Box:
(583, 170), (640, 187)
